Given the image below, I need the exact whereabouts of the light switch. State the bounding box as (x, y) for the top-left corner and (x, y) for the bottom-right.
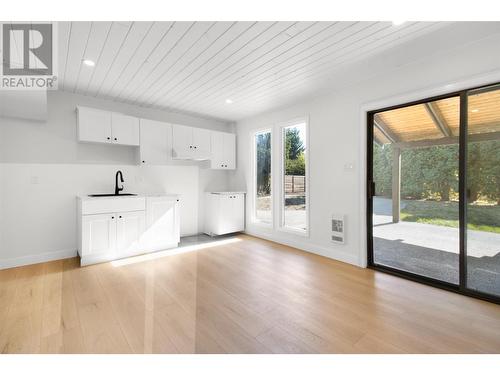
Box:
(344, 162), (355, 172)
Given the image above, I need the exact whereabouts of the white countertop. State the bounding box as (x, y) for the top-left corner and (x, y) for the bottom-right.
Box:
(207, 191), (246, 195)
(77, 193), (180, 201)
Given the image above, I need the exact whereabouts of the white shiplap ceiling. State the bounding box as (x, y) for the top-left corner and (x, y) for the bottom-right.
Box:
(57, 21), (446, 122)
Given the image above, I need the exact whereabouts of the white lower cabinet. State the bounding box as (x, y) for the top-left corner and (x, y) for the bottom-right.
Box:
(81, 213), (117, 256)
(116, 211), (146, 253)
(141, 197), (180, 251)
(204, 192), (245, 236)
(78, 195), (179, 266)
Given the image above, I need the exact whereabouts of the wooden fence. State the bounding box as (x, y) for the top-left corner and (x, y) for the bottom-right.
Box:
(285, 175), (306, 193)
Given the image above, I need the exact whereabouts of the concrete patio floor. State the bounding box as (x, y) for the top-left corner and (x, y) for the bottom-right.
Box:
(373, 197), (500, 297)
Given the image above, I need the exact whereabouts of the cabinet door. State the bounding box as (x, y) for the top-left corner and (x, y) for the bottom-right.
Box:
(143, 198), (180, 251)
(111, 113), (140, 146)
(81, 213), (116, 256)
(192, 128), (211, 160)
(231, 194), (245, 232)
(210, 131), (225, 169)
(116, 211), (146, 254)
(139, 119), (171, 165)
(77, 106), (112, 143)
(216, 195), (234, 234)
(223, 133), (236, 169)
(172, 124), (193, 159)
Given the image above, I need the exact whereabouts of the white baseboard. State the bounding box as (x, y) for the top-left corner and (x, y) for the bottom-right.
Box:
(0, 249), (77, 270)
(244, 228), (361, 267)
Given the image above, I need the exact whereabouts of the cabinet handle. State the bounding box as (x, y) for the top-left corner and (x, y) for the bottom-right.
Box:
(142, 160), (145, 163)
(190, 145), (193, 149)
(194, 146), (197, 149)
(119, 215), (122, 218)
(114, 137), (117, 141)
(176, 199), (179, 202)
(107, 137), (110, 140)
(111, 216), (114, 219)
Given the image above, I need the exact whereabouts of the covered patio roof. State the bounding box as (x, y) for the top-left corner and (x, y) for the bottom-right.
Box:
(374, 88), (500, 148)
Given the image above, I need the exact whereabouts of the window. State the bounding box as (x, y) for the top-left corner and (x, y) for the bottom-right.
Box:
(254, 130), (272, 224)
(281, 121), (308, 232)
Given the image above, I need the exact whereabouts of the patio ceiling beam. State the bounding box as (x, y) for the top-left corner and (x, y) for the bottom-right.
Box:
(396, 130), (500, 149)
(424, 102), (452, 137)
(373, 116), (398, 143)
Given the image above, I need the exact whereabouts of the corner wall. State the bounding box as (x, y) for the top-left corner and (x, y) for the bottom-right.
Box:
(230, 23), (500, 267)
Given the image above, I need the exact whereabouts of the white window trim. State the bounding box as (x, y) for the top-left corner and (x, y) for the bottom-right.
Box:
(250, 127), (274, 227)
(276, 116), (310, 237)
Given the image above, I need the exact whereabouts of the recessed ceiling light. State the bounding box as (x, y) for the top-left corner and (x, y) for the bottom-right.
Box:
(225, 99), (233, 104)
(471, 109), (479, 113)
(83, 59), (95, 67)
(392, 20), (406, 26)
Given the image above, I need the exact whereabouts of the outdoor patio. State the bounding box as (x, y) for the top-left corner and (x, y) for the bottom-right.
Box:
(373, 197), (500, 295)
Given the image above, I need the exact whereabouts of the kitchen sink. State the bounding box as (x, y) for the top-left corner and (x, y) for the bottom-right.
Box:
(88, 193), (138, 197)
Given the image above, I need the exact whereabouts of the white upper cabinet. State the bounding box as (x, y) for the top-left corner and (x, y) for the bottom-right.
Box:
(77, 106), (112, 143)
(111, 113), (140, 146)
(139, 119), (171, 165)
(77, 106), (139, 146)
(210, 131), (236, 169)
(192, 127), (211, 159)
(172, 124), (211, 160)
(77, 106), (235, 169)
(172, 124), (193, 159)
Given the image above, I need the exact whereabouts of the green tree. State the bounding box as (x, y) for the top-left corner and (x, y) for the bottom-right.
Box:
(468, 140), (500, 205)
(373, 139), (499, 204)
(285, 127), (304, 160)
(256, 132), (271, 195)
(285, 152), (306, 175)
(373, 143), (393, 197)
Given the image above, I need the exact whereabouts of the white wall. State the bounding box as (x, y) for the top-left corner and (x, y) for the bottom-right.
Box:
(0, 91), (234, 268)
(230, 22), (500, 267)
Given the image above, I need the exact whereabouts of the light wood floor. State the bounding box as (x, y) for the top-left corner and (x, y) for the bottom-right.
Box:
(1, 234), (499, 354)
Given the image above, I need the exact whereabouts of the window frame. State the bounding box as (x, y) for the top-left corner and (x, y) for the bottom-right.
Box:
(251, 127), (274, 227)
(277, 117), (310, 237)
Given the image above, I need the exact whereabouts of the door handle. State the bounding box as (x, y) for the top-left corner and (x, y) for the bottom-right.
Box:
(368, 181), (376, 197)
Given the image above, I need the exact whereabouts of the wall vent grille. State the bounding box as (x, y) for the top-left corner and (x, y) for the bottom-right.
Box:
(331, 215), (345, 244)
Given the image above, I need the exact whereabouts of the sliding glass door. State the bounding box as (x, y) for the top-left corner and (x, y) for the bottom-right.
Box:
(370, 96), (460, 285)
(368, 83), (500, 303)
(466, 85), (500, 298)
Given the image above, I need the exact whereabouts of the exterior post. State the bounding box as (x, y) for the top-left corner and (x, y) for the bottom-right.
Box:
(392, 146), (401, 223)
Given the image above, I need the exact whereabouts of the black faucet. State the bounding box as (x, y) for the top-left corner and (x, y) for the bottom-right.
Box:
(115, 170), (124, 195)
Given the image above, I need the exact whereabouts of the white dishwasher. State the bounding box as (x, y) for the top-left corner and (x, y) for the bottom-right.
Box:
(204, 192), (245, 236)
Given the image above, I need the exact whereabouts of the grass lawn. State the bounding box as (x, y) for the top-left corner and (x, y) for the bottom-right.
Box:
(401, 200), (500, 234)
